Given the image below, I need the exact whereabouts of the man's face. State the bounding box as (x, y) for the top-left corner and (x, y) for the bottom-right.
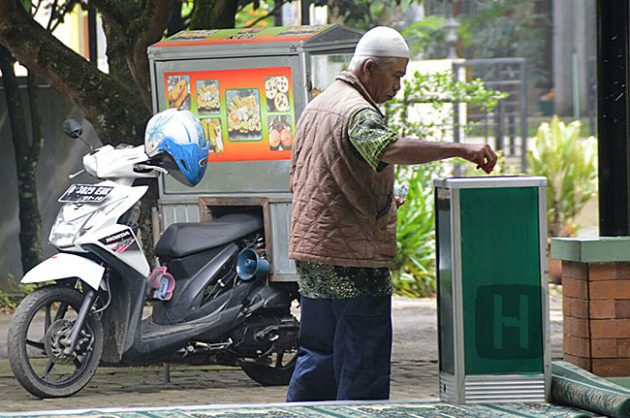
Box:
(363, 57), (409, 104)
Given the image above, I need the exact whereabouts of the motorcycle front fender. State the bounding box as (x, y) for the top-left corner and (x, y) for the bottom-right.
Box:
(22, 253), (105, 290)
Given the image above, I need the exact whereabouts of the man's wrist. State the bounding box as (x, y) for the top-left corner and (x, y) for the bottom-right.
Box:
(451, 142), (466, 158)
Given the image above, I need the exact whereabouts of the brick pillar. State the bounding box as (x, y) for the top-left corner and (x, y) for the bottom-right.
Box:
(561, 260), (630, 376)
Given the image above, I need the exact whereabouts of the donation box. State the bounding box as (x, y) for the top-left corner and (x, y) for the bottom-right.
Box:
(434, 177), (550, 403)
(147, 25), (361, 281)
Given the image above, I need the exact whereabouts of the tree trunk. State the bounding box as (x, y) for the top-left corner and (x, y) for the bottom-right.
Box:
(102, 20), (138, 95)
(95, 0), (178, 111)
(0, 0), (150, 146)
(0, 46), (42, 273)
(190, 0), (239, 29)
(167, 0), (186, 36)
(0, 0), (242, 276)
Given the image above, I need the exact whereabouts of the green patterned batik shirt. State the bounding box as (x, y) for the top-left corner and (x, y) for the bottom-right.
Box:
(347, 107), (398, 171)
(295, 107), (397, 299)
(296, 261), (393, 299)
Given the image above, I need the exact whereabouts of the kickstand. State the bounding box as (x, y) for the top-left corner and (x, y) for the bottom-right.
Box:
(163, 362), (171, 383)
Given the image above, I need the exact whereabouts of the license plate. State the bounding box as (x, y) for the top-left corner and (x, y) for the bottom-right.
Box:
(58, 184), (114, 203)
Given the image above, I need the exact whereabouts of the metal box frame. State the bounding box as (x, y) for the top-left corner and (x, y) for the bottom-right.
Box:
(147, 25), (361, 281)
(433, 176), (550, 403)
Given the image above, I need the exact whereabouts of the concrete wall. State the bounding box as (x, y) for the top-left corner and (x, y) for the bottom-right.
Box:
(0, 80), (99, 288)
(552, 0), (597, 117)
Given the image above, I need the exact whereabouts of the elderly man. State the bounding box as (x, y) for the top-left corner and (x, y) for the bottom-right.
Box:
(286, 26), (496, 402)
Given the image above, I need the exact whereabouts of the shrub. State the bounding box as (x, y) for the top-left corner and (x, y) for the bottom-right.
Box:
(391, 163), (442, 297)
(527, 116), (598, 237)
(0, 278), (38, 311)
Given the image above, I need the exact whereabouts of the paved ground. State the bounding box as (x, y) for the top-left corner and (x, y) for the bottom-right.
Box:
(0, 293), (564, 413)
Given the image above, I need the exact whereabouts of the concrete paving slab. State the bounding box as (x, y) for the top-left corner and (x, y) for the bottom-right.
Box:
(0, 293), (564, 413)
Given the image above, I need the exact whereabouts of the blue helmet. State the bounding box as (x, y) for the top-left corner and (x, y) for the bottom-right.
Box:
(145, 109), (209, 187)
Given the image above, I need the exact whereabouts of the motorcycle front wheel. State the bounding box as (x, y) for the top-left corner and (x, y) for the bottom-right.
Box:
(8, 286), (103, 398)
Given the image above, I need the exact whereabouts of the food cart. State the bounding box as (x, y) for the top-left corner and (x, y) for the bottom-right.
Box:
(147, 25), (361, 281)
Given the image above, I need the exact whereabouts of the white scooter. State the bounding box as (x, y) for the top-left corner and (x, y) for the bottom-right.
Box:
(8, 117), (298, 398)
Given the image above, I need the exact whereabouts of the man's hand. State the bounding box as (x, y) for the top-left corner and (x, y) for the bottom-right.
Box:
(394, 184), (408, 208)
(460, 143), (497, 174)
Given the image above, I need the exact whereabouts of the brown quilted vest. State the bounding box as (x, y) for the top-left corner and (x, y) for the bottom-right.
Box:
(288, 71), (397, 268)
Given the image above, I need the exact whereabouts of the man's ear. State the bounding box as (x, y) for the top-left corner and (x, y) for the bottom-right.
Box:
(362, 58), (376, 79)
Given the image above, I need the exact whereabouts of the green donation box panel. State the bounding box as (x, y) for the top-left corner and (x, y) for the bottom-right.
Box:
(434, 177), (550, 403)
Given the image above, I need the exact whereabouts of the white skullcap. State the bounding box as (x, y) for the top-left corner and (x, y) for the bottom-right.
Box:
(354, 26), (410, 59)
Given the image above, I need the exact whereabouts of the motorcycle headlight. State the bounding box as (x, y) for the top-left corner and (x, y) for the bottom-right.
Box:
(49, 200), (123, 248)
(49, 208), (96, 248)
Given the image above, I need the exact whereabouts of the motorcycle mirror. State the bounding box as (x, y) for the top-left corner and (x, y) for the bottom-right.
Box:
(62, 119), (83, 138)
(62, 119), (94, 153)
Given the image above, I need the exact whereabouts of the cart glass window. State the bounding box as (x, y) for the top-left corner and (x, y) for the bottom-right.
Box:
(309, 53), (353, 99)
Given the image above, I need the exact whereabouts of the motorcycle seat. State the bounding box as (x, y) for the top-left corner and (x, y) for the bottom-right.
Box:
(155, 213), (264, 258)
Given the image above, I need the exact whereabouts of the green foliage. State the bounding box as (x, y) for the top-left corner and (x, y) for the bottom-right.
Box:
(325, 0), (420, 31)
(386, 71), (504, 297)
(386, 71), (506, 141)
(401, 16), (446, 59)
(458, 0), (551, 84)
(235, 1), (275, 28)
(396, 71), (506, 104)
(527, 116), (598, 237)
(0, 278), (38, 311)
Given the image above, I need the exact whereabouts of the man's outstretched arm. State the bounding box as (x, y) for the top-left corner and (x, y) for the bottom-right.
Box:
(381, 138), (497, 173)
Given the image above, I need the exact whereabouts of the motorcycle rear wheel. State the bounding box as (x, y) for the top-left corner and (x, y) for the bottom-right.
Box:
(239, 348), (297, 386)
(8, 286), (103, 398)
